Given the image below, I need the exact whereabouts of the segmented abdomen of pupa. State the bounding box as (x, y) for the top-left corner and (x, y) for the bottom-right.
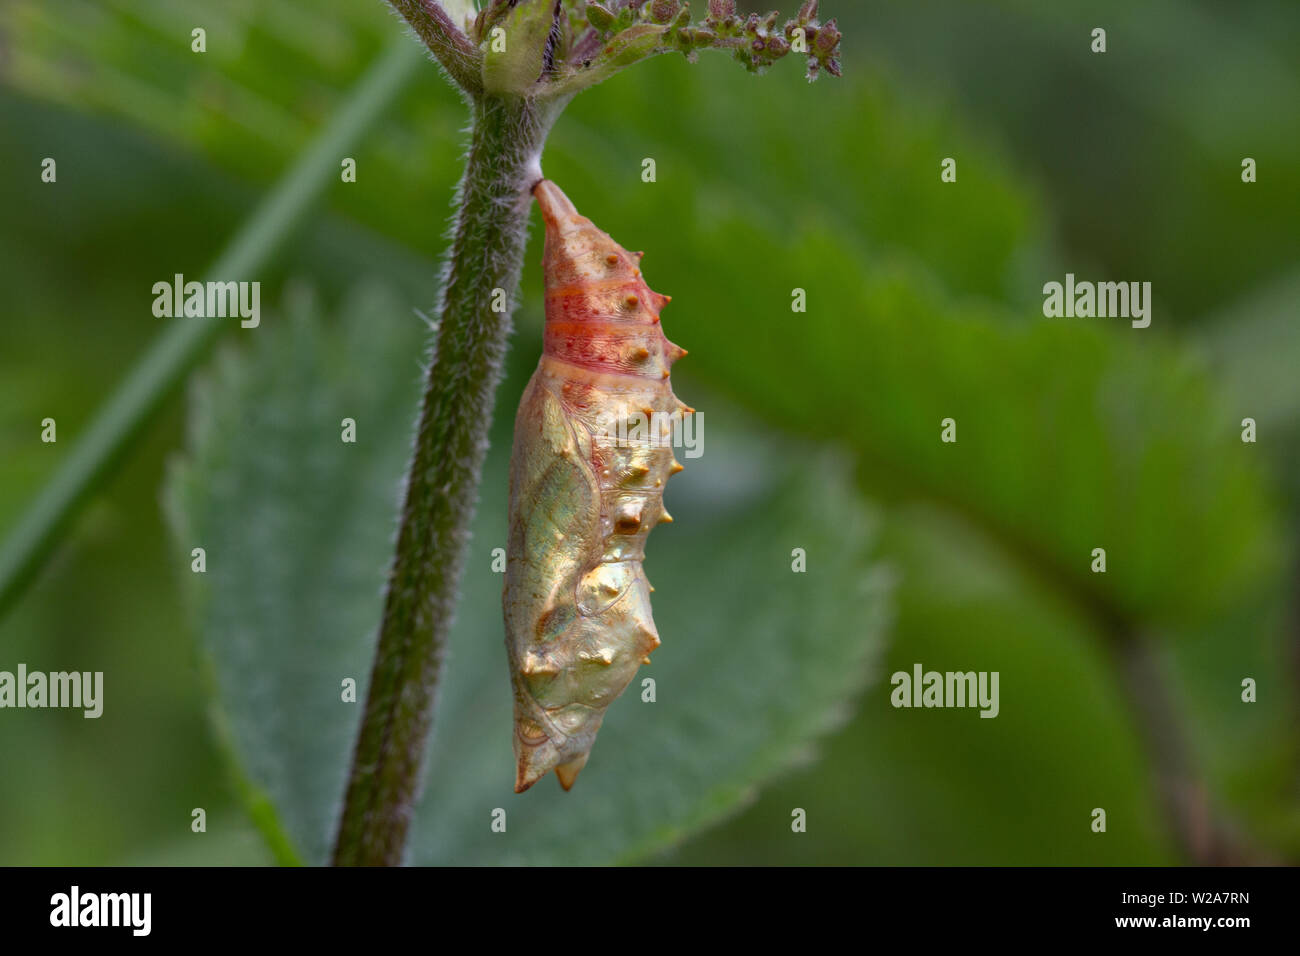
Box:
(503, 179), (690, 793)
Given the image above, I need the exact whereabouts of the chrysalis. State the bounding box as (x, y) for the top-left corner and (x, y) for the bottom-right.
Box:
(504, 180), (690, 793)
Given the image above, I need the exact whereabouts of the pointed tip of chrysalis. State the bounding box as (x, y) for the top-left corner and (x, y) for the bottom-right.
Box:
(554, 754), (588, 791)
(514, 761), (542, 793)
(533, 179), (585, 235)
(515, 744), (574, 793)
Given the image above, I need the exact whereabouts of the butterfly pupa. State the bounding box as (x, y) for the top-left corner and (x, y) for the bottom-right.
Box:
(503, 179), (691, 793)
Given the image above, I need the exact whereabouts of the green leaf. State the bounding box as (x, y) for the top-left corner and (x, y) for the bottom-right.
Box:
(837, 0), (1300, 322)
(0, 36), (426, 617)
(122, 817), (277, 867)
(481, 0), (560, 95)
(166, 282), (423, 864)
(665, 503), (1177, 865)
(2, 0), (467, 257)
(540, 177), (1282, 627)
(1198, 268), (1300, 439)
(166, 282), (891, 865)
(674, 497), (1300, 863)
(548, 54), (1049, 307)
(585, 2), (616, 33)
(548, 23), (668, 97)
(5, 6), (1047, 308)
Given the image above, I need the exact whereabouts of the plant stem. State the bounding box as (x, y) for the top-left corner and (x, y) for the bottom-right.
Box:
(1102, 624), (1270, 864)
(388, 0), (483, 95)
(332, 93), (561, 867)
(0, 36), (424, 619)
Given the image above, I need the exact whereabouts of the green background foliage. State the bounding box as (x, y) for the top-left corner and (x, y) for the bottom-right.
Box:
(1, 0), (1297, 864)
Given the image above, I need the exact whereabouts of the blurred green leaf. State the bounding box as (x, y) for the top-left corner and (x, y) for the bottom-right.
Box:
(1198, 269), (1300, 440)
(841, 0), (1300, 323)
(1196, 268), (1300, 520)
(122, 817), (276, 867)
(674, 496), (1300, 862)
(10, 0), (1292, 323)
(165, 282), (891, 865)
(664, 502), (1176, 864)
(549, 53), (1049, 308)
(0, 36), (424, 617)
(1164, 590), (1300, 856)
(2, 3), (1049, 308)
(2, 0), (464, 258)
(564, 187), (1282, 627)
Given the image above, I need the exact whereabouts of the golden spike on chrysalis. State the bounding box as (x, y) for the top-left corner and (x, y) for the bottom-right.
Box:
(554, 754), (588, 791)
(579, 647), (616, 665)
(522, 651), (559, 677)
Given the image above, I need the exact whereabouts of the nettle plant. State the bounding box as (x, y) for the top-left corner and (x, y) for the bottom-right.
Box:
(332, 0), (843, 866)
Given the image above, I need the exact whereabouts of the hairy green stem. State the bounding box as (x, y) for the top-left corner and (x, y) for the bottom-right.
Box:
(332, 93), (562, 867)
(387, 0), (483, 94)
(0, 36), (424, 618)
